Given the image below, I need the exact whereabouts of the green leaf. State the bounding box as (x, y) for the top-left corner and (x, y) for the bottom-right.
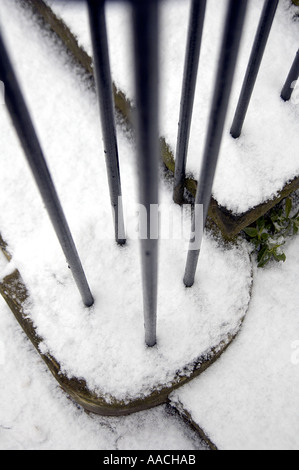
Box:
(245, 199), (299, 269)
(261, 232), (269, 241)
(257, 245), (269, 263)
(257, 217), (265, 232)
(244, 227), (258, 238)
(279, 253), (286, 262)
(258, 255), (271, 268)
(273, 221), (283, 232)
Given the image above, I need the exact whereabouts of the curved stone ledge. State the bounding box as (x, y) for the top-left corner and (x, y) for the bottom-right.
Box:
(0, 264), (250, 416)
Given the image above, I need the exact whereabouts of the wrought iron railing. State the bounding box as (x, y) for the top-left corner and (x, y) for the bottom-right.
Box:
(0, 0), (298, 347)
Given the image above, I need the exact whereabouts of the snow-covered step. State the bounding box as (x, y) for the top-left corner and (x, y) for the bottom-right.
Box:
(170, 234), (299, 450)
(0, 294), (209, 450)
(30, 0), (299, 239)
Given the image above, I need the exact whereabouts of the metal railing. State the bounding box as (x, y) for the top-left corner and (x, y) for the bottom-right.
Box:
(0, 0), (298, 347)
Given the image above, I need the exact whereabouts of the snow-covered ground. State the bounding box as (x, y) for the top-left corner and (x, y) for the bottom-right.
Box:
(171, 233), (299, 450)
(0, 248), (207, 450)
(1, 229), (299, 450)
(0, 0), (299, 451)
(0, 280), (207, 452)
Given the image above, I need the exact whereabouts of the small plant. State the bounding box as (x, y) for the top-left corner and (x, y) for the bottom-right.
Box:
(243, 197), (299, 268)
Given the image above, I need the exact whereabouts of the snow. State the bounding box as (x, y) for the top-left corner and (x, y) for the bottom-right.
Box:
(0, 268), (207, 450)
(46, 0), (299, 215)
(0, 0), (251, 404)
(0, 0), (298, 451)
(171, 233), (299, 451)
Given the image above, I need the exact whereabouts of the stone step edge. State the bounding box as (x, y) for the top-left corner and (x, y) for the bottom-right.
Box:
(168, 398), (219, 451)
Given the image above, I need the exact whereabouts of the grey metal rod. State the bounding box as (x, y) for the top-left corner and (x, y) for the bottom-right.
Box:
(184, 0), (248, 288)
(131, 0), (159, 347)
(87, 0), (126, 245)
(0, 30), (94, 307)
(230, 0), (278, 139)
(281, 49), (299, 102)
(173, 0), (207, 206)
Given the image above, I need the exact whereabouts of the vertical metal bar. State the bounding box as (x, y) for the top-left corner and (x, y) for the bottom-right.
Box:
(230, 0), (278, 139)
(173, 0), (207, 206)
(184, 0), (248, 288)
(87, 0), (126, 245)
(281, 50), (299, 102)
(131, 0), (159, 347)
(0, 31), (94, 307)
